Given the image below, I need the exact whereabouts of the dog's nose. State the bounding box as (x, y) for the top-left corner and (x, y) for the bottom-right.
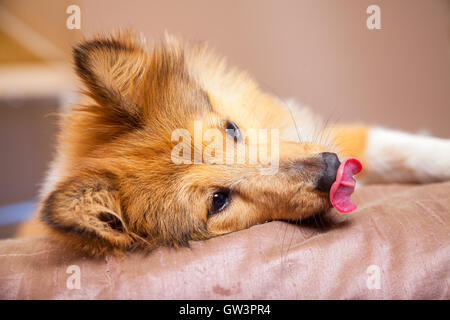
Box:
(316, 152), (340, 192)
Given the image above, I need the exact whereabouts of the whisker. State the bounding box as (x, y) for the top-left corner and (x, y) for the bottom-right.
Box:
(287, 106), (302, 143)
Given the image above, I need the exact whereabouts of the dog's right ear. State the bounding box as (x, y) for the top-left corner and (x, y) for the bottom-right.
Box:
(39, 172), (134, 256)
(73, 31), (149, 117)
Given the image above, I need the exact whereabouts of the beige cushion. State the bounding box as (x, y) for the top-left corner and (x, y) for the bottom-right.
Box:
(0, 182), (449, 299)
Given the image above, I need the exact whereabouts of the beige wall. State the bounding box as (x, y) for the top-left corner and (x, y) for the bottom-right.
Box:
(0, 99), (59, 205)
(1, 0), (81, 60)
(3, 0), (449, 136)
(79, 0), (450, 137)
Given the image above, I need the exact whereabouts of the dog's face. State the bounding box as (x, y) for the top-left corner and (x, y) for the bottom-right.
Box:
(40, 32), (337, 255)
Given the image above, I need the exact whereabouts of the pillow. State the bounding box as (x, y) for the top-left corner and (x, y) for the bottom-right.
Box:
(0, 182), (449, 299)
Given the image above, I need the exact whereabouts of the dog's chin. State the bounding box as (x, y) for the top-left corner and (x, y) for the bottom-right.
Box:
(284, 197), (332, 223)
(288, 208), (329, 221)
(284, 208), (335, 230)
(303, 193), (333, 219)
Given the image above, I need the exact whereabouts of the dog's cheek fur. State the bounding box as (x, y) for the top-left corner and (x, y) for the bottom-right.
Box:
(35, 31), (333, 256)
(118, 176), (211, 249)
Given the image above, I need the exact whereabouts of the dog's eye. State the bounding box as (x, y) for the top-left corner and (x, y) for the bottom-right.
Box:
(224, 120), (241, 142)
(208, 190), (231, 217)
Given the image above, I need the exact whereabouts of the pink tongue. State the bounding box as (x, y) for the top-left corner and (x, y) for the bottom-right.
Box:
(329, 158), (363, 213)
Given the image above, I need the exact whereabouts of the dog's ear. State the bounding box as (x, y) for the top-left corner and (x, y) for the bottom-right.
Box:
(40, 172), (134, 255)
(73, 31), (149, 117)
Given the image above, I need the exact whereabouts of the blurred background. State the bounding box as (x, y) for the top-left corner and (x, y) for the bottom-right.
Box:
(0, 0), (449, 237)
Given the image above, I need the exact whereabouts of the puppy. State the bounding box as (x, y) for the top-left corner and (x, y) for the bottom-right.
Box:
(18, 31), (450, 256)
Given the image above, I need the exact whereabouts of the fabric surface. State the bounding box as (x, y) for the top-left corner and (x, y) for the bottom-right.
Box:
(0, 182), (449, 299)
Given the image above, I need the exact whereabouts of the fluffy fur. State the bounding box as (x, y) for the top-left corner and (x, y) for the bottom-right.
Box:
(17, 30), (450, 256)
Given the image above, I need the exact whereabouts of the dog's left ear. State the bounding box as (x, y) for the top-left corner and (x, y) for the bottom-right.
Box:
(39, 172), (135, 255)
(73, 31), (149, 116)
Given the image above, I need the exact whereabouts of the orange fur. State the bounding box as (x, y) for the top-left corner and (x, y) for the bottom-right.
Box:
(331, 124), (369, 160)
(18, 31), (351, 256)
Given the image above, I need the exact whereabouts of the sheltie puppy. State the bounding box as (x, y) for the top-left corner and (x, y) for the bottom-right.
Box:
(18, 31), (450, 256)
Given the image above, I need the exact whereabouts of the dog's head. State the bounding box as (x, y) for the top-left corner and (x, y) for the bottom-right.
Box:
(40, 31), (339, 255)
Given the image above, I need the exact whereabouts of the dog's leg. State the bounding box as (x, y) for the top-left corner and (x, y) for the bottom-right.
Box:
(331, 125), (450, 184)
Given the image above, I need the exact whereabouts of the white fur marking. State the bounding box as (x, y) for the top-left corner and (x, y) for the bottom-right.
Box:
(364, 128), (450, 183)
